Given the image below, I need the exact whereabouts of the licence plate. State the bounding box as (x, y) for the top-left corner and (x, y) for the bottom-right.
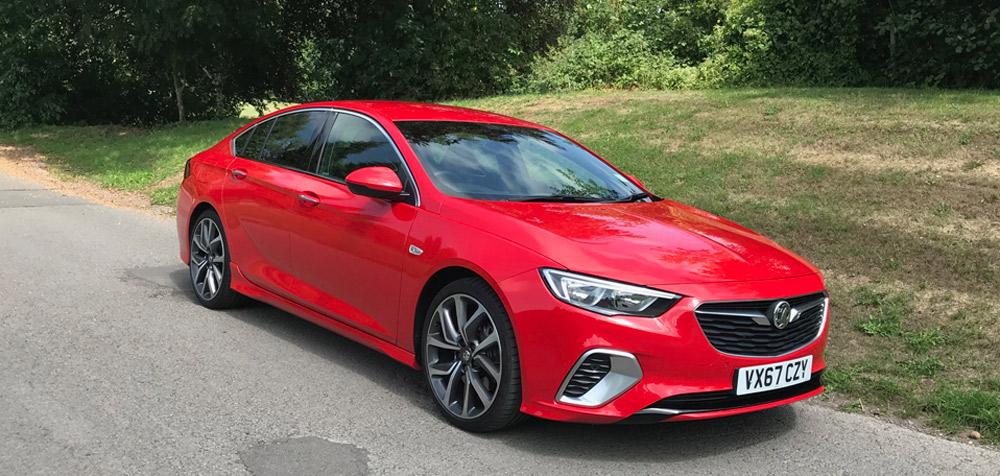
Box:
(735, 356), (813, 396)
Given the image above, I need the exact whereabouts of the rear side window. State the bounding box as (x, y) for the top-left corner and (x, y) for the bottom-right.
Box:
(233, 126), (255, 157)
(240, 120), (273, 160)
(260, 111), (330, 171)
(317, 114), (403, 180)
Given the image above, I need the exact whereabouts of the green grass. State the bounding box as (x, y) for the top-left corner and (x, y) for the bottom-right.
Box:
(0, 103), (284, 206)
(0, 120), (246, 205)
(926, 386), (1000, 443)
(2, 88), (999, 442)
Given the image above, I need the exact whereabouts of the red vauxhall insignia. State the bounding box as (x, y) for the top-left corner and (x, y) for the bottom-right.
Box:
(176, 101), (829, 431)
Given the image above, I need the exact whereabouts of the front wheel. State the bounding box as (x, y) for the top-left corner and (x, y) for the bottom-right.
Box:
(422, 278), (527, 432)
(189, 210), (244, 309)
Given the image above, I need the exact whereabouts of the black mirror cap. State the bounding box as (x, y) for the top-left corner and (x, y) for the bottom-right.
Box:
(347, 182), (407, 200)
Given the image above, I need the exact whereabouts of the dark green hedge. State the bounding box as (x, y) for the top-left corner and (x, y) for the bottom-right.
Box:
(2, 1), (997, 127)
(525, 0), (1000, 91)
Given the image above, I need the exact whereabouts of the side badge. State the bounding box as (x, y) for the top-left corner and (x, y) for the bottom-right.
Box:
(408, 244), (424, 256)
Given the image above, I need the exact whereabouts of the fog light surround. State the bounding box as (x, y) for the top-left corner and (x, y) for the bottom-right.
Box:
(556, 349), (643, 407)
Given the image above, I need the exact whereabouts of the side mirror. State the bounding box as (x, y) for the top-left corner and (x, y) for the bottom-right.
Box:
(345, 166), (404, 199)
(625, 174), (643, 188)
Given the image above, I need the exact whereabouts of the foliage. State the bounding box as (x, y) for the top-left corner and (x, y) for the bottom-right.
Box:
(573, 0), (727, 65)
(3, 1), (1000, 127)
(0, 0), (315, 126)
(123, 0), (305, 122)
(701, 0), (868, 86)
(862, 0), (1000, 88)
(0, 1), (123, 128)
(526, 0), (1000, 92)
(298, 0), (574, 101)
(523, 30), (697, 91)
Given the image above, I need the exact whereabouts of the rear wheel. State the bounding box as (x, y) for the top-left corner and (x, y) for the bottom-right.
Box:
(189, 210), (244, 309)
(422, 278), (527, 432)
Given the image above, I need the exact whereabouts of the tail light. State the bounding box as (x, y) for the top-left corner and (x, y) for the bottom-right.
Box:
(183, 159), (192, 179)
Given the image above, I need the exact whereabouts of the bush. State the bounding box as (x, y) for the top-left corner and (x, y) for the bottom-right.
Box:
(534, 0), (1000, 91)
(523, 30), (697, 92)
(864, 0), (1000, 88)
(702, 0), (867, 86)
(297, 0), (575, 102)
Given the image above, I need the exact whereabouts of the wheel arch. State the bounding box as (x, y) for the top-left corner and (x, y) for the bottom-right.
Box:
(188, 202), (218, 241)
(412, 266), (488, 365)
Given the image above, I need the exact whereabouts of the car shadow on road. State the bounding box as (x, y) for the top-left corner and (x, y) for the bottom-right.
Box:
(482, 406), (797, 462)
(166, 266), (798, 463)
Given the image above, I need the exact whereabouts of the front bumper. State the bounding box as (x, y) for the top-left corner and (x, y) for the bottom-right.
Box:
(498, 270), (828, 424)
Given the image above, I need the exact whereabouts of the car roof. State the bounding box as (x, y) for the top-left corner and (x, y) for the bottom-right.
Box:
(293, 100), (548, 129)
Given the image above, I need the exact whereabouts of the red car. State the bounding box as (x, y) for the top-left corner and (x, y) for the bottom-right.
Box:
(177, 101), (828, 432)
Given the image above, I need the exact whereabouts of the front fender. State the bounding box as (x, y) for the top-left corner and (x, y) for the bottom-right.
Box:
(396, 209), (561, 355)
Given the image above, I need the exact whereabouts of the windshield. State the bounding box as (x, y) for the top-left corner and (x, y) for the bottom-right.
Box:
(394, 121), (644, 202)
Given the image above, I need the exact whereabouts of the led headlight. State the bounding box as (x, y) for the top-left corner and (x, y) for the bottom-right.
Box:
(540, 268), (681, 317)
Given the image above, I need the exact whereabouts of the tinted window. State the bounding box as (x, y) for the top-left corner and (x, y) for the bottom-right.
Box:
(394, 121), (642, 202)
(234, 126), (254, 157)
(241, 120), (272, 160)
(318, 114), (403, 180)
(261, 111), (330, 171)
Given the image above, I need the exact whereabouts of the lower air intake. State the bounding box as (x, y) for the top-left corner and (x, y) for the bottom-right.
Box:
(561, 353), (612, 398)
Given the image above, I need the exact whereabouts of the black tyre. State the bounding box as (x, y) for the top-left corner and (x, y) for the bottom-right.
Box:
(188, 210), (245, 309)
(421, 277), (528, 432)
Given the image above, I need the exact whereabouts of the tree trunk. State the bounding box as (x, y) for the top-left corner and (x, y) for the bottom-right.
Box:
(173, 69), (186, 122)
(203, 66), (224, 118)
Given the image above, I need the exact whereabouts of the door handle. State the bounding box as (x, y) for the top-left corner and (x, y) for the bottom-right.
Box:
(231, 168), (248, 180)
(298, 192), (320, 207)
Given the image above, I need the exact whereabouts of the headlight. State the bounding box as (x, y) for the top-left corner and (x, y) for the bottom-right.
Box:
(540, 268), (681, 317)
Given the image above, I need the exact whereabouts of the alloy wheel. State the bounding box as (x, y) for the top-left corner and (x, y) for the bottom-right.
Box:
(190, 217), (226, 301)
(425, 294), (503, 420)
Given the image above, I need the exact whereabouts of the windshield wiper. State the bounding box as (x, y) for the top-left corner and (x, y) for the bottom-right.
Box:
(514, 194), (606, 203)
(616, 192), (651, 203)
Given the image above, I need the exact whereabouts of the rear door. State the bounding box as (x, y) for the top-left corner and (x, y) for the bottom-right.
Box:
(286, 112), (418, 341)
(222, 110), (332, 297)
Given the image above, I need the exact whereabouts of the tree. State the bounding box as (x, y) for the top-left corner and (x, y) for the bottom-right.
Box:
(124, 0), (303, 122)
(297, 0), (576, 102)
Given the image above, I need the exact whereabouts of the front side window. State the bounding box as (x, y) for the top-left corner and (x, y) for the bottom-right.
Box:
(317, 113), (403, 181)
(394, 121), (642, 202)
(260, 111), (330, 171)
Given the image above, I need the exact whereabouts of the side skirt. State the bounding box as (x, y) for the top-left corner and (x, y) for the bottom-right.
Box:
(228, 263), (420, 369)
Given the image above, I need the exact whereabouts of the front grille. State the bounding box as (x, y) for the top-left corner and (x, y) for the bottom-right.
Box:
(562, 353), (612, 398)
(694, 292), (827, 357)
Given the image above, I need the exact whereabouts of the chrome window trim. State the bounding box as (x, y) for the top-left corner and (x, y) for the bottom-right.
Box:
(229, 107), (421, 208)
(231, 125), (256, 158)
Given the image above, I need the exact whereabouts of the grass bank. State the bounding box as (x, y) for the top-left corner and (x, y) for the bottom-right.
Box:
(2, 89), (998, 442)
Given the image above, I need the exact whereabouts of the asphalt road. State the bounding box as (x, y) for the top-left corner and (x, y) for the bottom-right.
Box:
(1, 171), (998, 476)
